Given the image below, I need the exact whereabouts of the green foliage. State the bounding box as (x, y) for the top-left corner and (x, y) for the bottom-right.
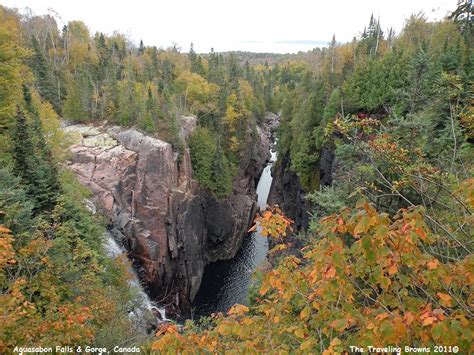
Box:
(30, 36), (61, 112)
(188, 127), (216, 189)
(11, 87), (61, 215)
(306, 185), (348, 220)
(0, 168), (34, 233)
(273, 9), (473, 204)
(188, 127), (232, 197)
(62, 72), (89, 121)
(2, 3), (473, 352)
(152, 193), (474, 353)
(11, 107), (58, 213)
(211, 145), (233, 198)
(2, 10), (278, 193)
(0, 7), (28, 132)
(0, 11), (144, 350)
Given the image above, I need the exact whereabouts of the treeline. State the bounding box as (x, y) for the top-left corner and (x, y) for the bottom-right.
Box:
(14, 13), (281, 197)
(152, 2), (474, 352)
(270, 12), (473, 194)
(0, 7), (149, 350)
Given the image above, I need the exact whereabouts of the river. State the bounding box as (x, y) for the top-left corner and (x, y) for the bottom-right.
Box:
(191, 143), (277, 318)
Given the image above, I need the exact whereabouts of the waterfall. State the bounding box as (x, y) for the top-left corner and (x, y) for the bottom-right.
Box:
(256, 144), (277, 210)
(192, 134), (277, 316)
(103, 232), (170, 326)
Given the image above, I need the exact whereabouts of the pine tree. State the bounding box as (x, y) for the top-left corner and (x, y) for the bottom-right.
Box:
(138, 39), (145, 55)
(189, 43), (199, 73)
(211, 143), (232, 197)
(30, 36), (60, 112)
(11, 107), (35, 188)
(23, 86), (61, 201)
(228, 53), (240, 93)
(12, 91), (60, 213)
(208, 48), (220, 83)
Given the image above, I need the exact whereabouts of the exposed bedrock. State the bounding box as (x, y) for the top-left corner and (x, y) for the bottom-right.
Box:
(64, 116), (269, 314)
(268, 144), (334, 231)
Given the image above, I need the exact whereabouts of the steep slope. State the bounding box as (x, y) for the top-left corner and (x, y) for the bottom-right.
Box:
(64, 117), (268, 315)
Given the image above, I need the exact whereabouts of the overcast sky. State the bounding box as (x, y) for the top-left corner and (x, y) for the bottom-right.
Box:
(2, 0), (457, 53)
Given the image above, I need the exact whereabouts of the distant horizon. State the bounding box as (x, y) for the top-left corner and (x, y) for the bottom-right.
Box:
(191, 41), (328, 55)
(1, 0), (456, 54)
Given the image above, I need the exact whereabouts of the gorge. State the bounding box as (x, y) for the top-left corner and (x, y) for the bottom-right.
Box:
(2, 3), (472, 350)
(192, 119), (278, 317)
(64, 113), (279, 320)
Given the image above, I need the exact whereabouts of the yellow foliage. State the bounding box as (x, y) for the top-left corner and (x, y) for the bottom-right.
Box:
(152, 185), (474, 353)
(0, 6), (30, 130)
(177, 71), (219, 113)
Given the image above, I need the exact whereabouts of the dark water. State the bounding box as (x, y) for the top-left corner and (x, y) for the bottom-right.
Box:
(192, 148), (276, 318)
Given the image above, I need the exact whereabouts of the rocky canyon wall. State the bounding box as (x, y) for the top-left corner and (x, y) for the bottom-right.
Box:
(64, 117), (269, 314)
(268, 144), (334, 231)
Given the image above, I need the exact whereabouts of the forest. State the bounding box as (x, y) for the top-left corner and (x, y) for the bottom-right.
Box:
(0, 0), (473, 353)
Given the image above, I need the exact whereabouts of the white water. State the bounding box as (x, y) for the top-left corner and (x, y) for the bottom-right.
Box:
(193, 136), (277, 316)
(103, 232), (169, 324)
(257, 147), (277, 210)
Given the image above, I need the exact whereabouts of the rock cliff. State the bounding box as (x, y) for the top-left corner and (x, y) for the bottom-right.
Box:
(267, 153), (313, 230)
(268, 144), (334, 231)
(64, 117), (268, 314)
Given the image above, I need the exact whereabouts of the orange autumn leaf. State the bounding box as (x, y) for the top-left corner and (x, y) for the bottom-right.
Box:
(375, 312), (389, 321)
(330, 318), (349, 331)
(262, 211), (272, 220)
(228, 304), (249, 316)
(437, 293), (453, 306)
(404, 312), (414, 325)
(0, 226), (12, 234)
(300, 306), (311, 320)
(294, 328), (305, 339)
(415, 227), (427, 240)
(388, 263), (398, 275)
(323, 266), (336, 279)
(422, 316), (436, 326)
(427, 259), (440, 270)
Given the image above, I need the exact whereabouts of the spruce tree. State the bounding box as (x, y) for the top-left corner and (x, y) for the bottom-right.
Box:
(11, 90), (60, 213)
(208, 48), (220, 83)
(11, 107), (35, 188)
(23, 86), (61, 201)
(211, 144), (232, 197)
(138, 39), (145, 55)
(30, 36), (60, 112)
(189, 43), (199, 73)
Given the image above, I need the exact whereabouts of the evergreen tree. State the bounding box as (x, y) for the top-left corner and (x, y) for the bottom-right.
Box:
(11, 107), (35, 188)
(186, 42), (204, 75)
(188, 127), (217, 192)
(211, 143), (232, 197)
(11, 89), (60, 213)
(207, 48), (220, 83)
(138, 39), (145, 55)
(23, 86), (61, 199)
(63, 73), (89, 121)
(228, 53), (241, 93)
(30, 36), (60, 112)
(406, 46), (433, 113)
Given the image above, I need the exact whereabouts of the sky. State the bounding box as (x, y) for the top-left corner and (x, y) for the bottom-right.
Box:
(1, 0), (457, 53)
